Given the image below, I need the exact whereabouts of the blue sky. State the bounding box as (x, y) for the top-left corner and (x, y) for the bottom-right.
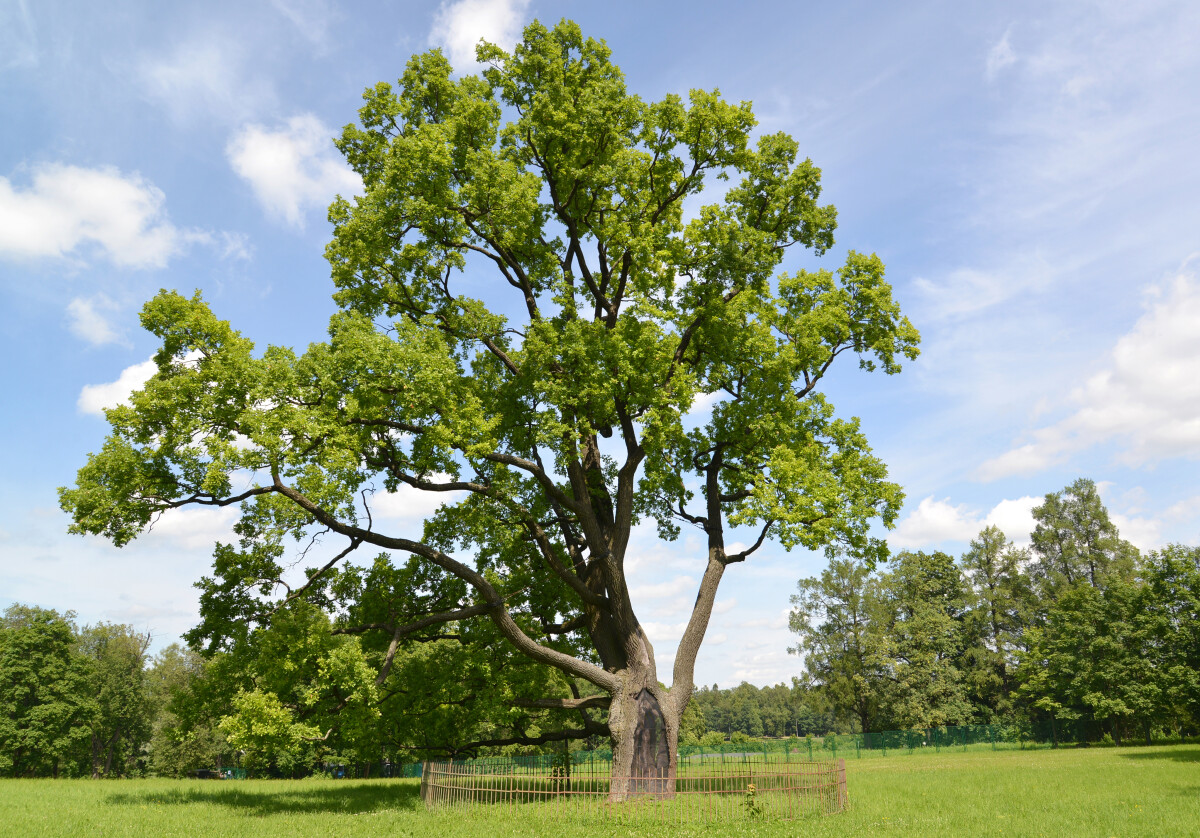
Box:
(2, 0), (1199, 687)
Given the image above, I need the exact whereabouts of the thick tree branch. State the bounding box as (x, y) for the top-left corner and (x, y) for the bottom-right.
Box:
(724, 519), (774, 564)
(376, 602), (493, 685)
(269, 470), (620, 693)
(670, 553), (726, 701)
(513, 695), (611, 711)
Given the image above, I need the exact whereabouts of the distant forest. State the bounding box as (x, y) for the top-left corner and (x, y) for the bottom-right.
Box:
(3, 478), (1197, 777)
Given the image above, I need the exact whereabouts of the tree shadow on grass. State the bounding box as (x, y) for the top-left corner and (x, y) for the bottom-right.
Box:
(1116, 746), (1200, 764)
(105, 781), (423, 816)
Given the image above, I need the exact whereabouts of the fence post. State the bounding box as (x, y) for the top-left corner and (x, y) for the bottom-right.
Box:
(838, 758), (848, 811)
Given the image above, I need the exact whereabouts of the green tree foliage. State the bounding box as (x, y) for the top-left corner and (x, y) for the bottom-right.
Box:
(75, 623), (153, 777)
(1030, 478), (1137, 599)
(1017, 578), (1160, 745)
(145, 644), (228, 777)
(791, 479), (1200, 742)
(1017, 479), (1154, 741)
(218, 690), (323, 775)
(677, 694), (707, 744)
(874, 550), (973, 728)
(958, 526), (1032, 720)
(789, 555), (886, 733)
(1141, 545), (1200, 728)
(60, 18), (917, 786)
(0, 606), (90, 777)
(683, 679), (827, 740)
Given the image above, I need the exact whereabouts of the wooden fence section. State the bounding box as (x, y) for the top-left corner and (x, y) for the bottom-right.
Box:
(420, 757), (848, 822)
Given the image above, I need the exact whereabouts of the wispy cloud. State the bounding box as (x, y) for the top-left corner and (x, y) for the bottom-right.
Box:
(428, 0), (531, 69)
(630, 575), (697, 601)
(904, 3), (1200, 489)
(979, 266), (1200, 479)
(147, 506), (239, 551)
(66, 294), (127, 346)
(985, 27), (1017, 81)
(139, 37), (274, 124)
(270, 0), (337, 51)
(0, 0), (37, 69)
(227, 114), (361, 228)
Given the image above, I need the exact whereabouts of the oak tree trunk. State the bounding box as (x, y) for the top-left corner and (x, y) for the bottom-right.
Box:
(607, 676), (679, 801)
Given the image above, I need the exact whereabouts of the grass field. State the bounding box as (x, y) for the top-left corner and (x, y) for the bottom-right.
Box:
(2, 745), (1197, 837)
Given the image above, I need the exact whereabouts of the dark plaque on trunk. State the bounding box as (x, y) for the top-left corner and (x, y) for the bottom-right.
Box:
(630, 688), (672, 795)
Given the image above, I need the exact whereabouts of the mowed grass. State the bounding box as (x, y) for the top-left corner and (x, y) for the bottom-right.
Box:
(1, 745), (1197, 837)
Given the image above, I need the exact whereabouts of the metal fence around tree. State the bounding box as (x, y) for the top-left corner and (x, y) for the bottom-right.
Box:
(419, 756), (848, 823)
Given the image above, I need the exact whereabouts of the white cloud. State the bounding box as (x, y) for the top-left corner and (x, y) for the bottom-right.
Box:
(77, 357), (157, 415)
(66, 294), (127, 346)
(984, 497), (1041, 546)
(985, 28), (1017, 81)
(0, 164), (197, 268)
(216, 231), (253, 261)
(630, 575), (697, 600)
(227, 114), (361, 227)
(736, 608), (790, 632)
(148, 506), (239, 551)
(428, 0), (530, 69)
(370, 476), (466, 526)
(77, 351), (204, 416)
(890, 494), (1039, 549)
(1109, 511), (1161, 552)
(686, 390), (722, 417)
(732, 649), (795, 685)
(1165, 495), (1200, 522)
(641, 619), (688, 647)
(139, 38), (274, 124)
(979, 269), (1200, 479)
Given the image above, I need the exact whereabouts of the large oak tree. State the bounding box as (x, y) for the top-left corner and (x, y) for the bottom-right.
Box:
(62, 19), (917, 798)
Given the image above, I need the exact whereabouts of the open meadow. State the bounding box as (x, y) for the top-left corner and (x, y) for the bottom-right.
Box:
(1, 744), (1197, 838)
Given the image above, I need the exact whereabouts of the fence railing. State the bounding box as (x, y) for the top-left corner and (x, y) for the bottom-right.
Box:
(419, 756), (847, 822)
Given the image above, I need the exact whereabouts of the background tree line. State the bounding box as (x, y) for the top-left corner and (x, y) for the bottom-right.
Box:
(5, 476), (1198, 777)
(789, 478), (1200, 744)
(0, 607), (225, 778)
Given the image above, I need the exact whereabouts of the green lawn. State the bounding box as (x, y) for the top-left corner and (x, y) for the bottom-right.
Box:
(2, 745), (1197, 837)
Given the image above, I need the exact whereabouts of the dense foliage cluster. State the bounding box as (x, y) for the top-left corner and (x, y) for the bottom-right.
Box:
(0, 607), (167, 777)
(789, 479), (1200, 744)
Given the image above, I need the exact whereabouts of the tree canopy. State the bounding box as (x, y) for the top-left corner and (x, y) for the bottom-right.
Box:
(61, 18), (918, 794)
(790, 478), (1200, 744)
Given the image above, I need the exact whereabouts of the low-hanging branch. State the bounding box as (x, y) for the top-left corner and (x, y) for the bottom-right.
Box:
(512, 695), (611, 711)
